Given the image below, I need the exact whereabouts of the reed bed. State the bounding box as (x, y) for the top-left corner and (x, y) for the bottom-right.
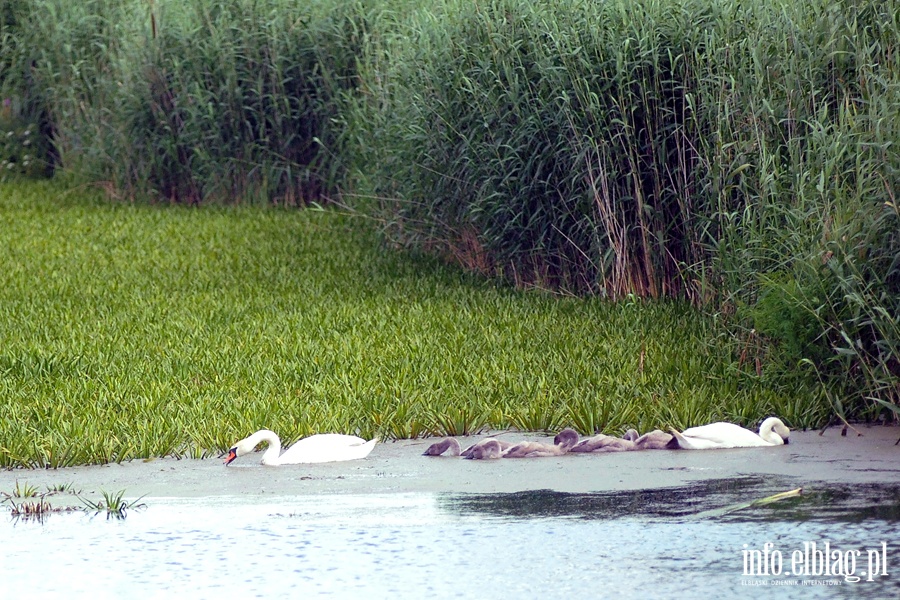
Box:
(0, 180), (825, 468)
(348, 0), (899, 420)
(2, 0), (365, 202)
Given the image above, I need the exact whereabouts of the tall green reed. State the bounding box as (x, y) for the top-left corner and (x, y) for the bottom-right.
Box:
(9, 0), (367, 202)
(347, 0), (898, 418)
(0, 0), (56, 176)
(704, 0), (899, 418)
(350, 0), (725, 297)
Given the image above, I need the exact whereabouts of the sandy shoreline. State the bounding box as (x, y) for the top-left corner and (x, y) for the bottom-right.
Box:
(1, 425), (897, 502)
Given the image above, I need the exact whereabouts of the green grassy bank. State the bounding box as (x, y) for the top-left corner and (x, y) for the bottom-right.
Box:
(0, 180), (825, 468)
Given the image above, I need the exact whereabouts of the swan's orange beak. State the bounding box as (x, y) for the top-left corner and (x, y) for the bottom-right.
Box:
(224, 449), (237, 466)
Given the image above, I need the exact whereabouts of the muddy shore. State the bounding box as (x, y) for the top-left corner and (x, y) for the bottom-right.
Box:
(2, 426), (897, 501)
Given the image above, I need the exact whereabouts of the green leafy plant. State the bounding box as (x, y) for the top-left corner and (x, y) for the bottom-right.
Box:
(347, 0), (898, 423)
(2, 480), (39, 499)
(45, 482), (77, 494)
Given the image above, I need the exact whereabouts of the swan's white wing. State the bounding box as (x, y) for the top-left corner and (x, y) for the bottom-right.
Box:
(670, 429), (723, 450)
(279, 434), (378, 464)
(679, 422), (773, 448)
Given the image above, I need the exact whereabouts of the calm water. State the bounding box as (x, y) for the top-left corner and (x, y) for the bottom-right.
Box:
(3, 478), (898, 599)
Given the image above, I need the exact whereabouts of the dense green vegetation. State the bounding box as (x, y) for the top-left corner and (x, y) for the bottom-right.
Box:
(1, 0), (364, 201)
(351, 0), (899, 421)
(0, 180), (825, 467)
(0, 0), (897, 463)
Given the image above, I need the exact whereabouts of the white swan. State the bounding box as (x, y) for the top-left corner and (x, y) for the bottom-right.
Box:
(224, 430), (378, 465)
(667, 417), (790, 450)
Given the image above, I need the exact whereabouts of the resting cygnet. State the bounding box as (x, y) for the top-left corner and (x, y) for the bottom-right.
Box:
(465, 439), (505, 459)
(633, 429), (673, 450)
(571, 428), (639, 452)
(503, 428), (580, 458)
(460, 438), (513, 458)
(423, 437), (462, 456)
(594, 428), (640, 452)
(569, 432), (610, 453)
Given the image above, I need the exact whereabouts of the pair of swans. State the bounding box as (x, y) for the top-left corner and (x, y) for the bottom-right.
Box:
(224, 417), (790, 466)
(224, 429), (378, 466)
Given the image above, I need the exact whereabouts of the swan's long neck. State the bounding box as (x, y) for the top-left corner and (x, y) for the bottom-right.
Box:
(248, 430), (283, 465)
(758, 418), (784, 445)
(445, 438), (461, 456)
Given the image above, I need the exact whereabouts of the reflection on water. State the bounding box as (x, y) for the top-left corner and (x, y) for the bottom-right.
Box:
(443, 478), (900, 523)
(3, 481), (898, 599)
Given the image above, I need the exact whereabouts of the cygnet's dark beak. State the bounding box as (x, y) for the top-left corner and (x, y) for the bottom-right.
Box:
(783, 437), (790, 445)
(224, 448), (238, 466)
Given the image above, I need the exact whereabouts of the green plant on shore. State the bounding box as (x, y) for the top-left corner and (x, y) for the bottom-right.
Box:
(5, 0), (365, 202)
(0, 98), (51, 180)
(45, 482), (77, 494)
(2, 482), (79, 521)
(1, 481), (143, 521)
(2, 480), (39, 499)
(424, 405), (491, 437)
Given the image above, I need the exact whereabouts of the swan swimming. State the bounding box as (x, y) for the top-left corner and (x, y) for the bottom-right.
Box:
(503, 428), (579, 458)
(667, 417), (790, 450)
(224, 430), (378, 465)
